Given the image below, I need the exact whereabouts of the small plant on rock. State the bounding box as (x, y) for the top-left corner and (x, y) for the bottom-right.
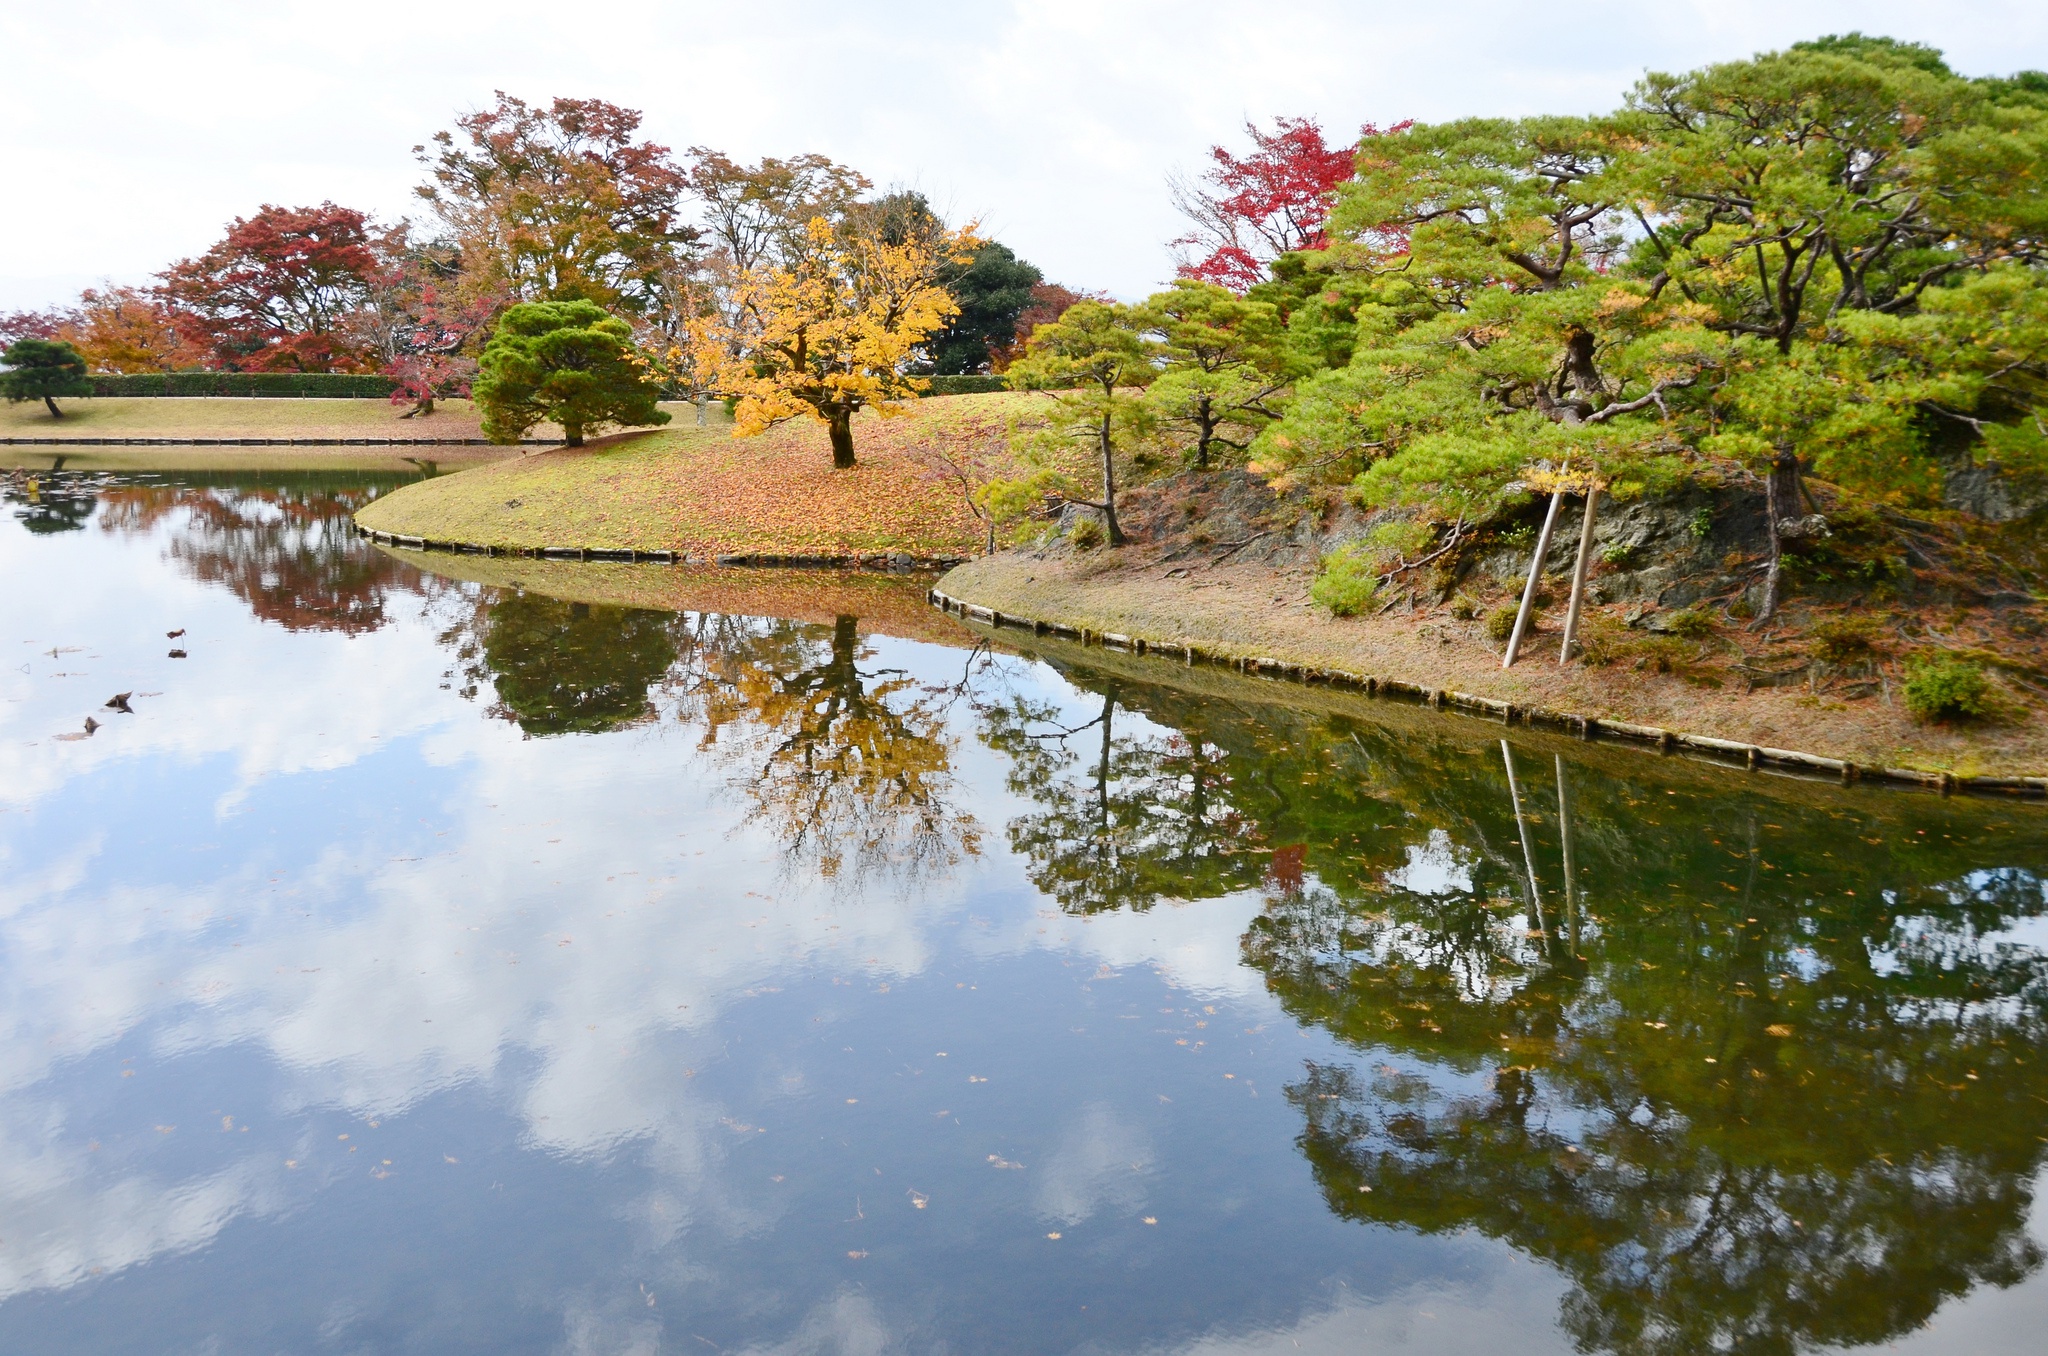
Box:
(1810, 615), (1882, 664)
(1664, 606), (1715, 639)
(1311, 546), (1379, 617)
(1068, 515), (1106, 551)
(1904, 653), (1990, 723)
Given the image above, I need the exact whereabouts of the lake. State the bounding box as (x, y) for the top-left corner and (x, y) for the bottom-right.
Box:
(4, 466), (2047, 1355)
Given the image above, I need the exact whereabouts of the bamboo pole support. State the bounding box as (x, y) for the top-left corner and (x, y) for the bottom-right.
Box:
(1502, 741), (1545, 934)
(1558, 486), (1602, 665)
(1556, 754), (1577, 953)
(1502, 491), (1564, 669)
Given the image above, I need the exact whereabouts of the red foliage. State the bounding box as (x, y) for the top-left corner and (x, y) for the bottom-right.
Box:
(0, 308), (71, 347)
(1265, 844), (1308, 894)
(989, 282), (1100, 371)
(1171, 115), (1412, 293)
(157, 203), (380, 372)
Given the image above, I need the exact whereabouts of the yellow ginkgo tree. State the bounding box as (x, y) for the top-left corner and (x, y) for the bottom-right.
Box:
(688, 213), (975, 468)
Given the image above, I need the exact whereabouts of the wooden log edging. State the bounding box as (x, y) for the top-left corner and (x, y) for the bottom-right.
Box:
(353, 522), (966, 572)
(3, 436), (553, 446)
(926, 588), (2046, 802)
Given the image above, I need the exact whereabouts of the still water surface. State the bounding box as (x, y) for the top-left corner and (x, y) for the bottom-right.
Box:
(4, 468), (2048, 1354)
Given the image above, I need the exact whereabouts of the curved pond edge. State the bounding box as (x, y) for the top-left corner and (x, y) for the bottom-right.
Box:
(928, 587), (2048, 803)
(353, 522), (969, 572)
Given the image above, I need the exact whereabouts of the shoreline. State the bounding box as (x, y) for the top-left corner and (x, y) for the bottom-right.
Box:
(355, 522), (967, 571)
(928, 585), (2046, 800)
(930, 544), (2048, 793)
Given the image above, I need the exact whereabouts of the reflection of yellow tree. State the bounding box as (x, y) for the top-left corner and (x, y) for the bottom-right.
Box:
(690, 614), (978, 883)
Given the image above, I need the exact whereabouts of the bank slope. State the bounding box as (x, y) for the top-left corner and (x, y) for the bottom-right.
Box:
(354, 394), (1032, 560)
(934, 551), (2048, 782)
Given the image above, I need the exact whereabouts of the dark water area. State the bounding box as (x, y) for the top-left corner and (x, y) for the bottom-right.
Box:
(4, 469), (2048, 1355)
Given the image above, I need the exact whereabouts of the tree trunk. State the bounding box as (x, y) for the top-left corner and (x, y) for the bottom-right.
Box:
(1558, 486), (1601, 664)
(43, 395), (62, 418)
(828, 409), (856, 469)
(563, 422), (584, 448)
(1757, 448), (1801, 623)
(1502, 492), (1565, 668)
(1098, 410), (1125, 546)
(1196, 397), (1214, 471)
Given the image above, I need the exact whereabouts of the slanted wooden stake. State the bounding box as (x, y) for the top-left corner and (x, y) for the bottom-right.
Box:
(1502, 492), (1564, 669)
(1558, 485), (1602, 665)
(1555, 754), (1577, 953)
(1502, 741), (1545, 935)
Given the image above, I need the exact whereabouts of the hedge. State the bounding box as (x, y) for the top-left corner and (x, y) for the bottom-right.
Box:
(78, 372), (1010, 399)
(922, 374), (1009, 396)
(88, 373), (399, 398)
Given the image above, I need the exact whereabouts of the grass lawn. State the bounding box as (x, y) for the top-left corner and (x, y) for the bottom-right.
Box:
(0, 396), (696, 441)
(355, 393), (1044, 560)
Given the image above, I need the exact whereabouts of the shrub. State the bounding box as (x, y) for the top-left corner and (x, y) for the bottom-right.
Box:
(1599, 541), (1638, 567)
(1311, 546), (1379, 617)
(1663, 606), (1715, 638)
(1687, 506), (1714, 540)
(1366, 519), (1435, 561)
(1449, 594), (1479, 620)
(1810, 615), (1882, 663)
(1904, 653), (1990, 723)
(1576, 618), (1626, 665)
(1068, 515), (1105, 551)
(922, 374), (1008, 396)
(1498, 523), (1535, 549)
(1485, 604), (1525, 644)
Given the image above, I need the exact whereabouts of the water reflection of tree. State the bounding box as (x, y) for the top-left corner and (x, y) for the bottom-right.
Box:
(445, 590), (681, 736)
(980, 685), (1256, 912)
(4, 472), (98, 534)
(982, 657), (2048, 1355)
(685, 614), (980, 885)
(96, 478), (418, 634)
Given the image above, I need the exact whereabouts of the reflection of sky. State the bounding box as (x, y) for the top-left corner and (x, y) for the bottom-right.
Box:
(0, 489), (1575, 1353)
(5, 483), (2048, 1354)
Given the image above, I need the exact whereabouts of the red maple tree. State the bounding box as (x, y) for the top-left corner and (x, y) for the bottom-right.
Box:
(157, 203), (380, 371)
(1170, 115), (1411, 293)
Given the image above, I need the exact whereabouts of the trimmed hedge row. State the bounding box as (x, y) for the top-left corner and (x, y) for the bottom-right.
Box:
(89, 373), (399, 398)
(922, 374), (1008, 396)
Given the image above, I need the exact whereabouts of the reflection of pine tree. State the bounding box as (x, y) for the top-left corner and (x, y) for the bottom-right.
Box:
(5, 474), (96, 534)
(472, 593), (680, 736)
(1251, 773), (2048, 1355)
(978, 684), (1256, 914)
(981, 654), (2048, 1353)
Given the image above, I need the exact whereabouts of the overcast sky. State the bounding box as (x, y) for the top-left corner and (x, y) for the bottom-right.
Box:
(4, 0), (2046, 311)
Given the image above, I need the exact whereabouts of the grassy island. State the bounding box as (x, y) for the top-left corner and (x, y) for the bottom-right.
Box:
(353, 393), (1029, 561)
